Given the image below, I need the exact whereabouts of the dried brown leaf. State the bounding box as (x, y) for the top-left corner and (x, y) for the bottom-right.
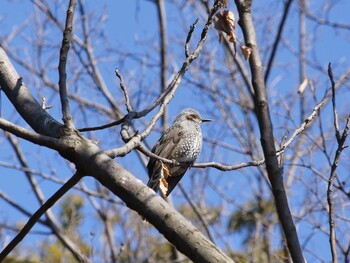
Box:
(214, 10), (236, 44)
(240, 45), (252, 61)
(218, 0), (228, 8)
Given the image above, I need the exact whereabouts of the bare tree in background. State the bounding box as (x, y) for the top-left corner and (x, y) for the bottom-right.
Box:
(0, 0), (350, 262)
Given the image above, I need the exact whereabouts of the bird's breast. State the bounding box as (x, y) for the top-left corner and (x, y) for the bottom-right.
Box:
(172, 130), (202, 162)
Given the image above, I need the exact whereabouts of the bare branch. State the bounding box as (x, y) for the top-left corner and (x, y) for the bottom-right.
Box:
(264, 0), (293, 82)
(5, 133), (89, 261)
(185, 19), (199, 58)
(0, 160), (121, 204)
(329, 63), (340, 142)
(0, 172), (86, 261)
(78, 117), (125, 132)
(58, 0), (77, 129)
(0, 47), (62, 137)
(155, 0), (169, 131)
(76, 0), (123, 117)
(0, 118), (62, 150)
(105, 1), (221, 159)
(234, 0), (304, 261)
(327, 64), (350, 263)
(302, 7), (350, 31)
(178, 184), (216, 243)
(278, 100), (324, 154)
(327, 116), (350, 263)
(0, 191), (47, 226)
(115, 68), (133, 112)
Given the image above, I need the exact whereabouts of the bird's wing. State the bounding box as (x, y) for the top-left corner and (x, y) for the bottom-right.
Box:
(147, 124), (185, 191)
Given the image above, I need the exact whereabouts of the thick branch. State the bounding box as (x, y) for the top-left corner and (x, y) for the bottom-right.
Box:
(0, 117), (62, 150)
(235, 1), (304, 262)
(0, 47), (62, 137)
(77, 148), (234, 263)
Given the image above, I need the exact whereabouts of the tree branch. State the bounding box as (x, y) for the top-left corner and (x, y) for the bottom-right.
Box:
(81, 150), (234, 262)
(234, 1), (304, 261)
(76, 0), (123, 117)
(58, 0), (77, 129)
(0, 47), (62, 137)
(155, 0), (169, 132)
(5, 133), (90, 262)
(0, 117), (62, 150)
(329, 63), (340, 142)
(327, 65), (350, 263)
(105, 1), (221, 159)
(0, 172), (86, 261)
(115, 68), (133, 112)
(264, 0), (293, 82)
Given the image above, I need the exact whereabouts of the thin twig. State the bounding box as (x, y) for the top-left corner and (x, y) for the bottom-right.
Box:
(78, 118), (125, 132)
(327, 116), (350, 263)
(185, 19), (199, 58)
(115, 68), (133, 112)
(105, 1), (222, 159)
(264, 0), (293, 82)
(0, 191), (47, 226)
(76, 0), (122, 116)
(329, 63), (340, 142)
(193, 160), (265, 170)
(0, 161), (122, 203)
(0, 172), (84, 261)
(58, 0), (77, 129)
(5, 133), (88, 261)
(178, 184), (216, 243)
(302, 7), (350, 31)
(278, 100), (324, 154)
(138, 144), (264, 171)
(327, 65), (350, 263)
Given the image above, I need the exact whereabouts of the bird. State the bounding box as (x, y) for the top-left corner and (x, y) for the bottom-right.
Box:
(147, 108), (211, 197)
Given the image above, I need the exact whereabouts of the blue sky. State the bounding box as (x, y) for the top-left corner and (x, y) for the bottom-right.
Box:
(1, 0), (350, 261)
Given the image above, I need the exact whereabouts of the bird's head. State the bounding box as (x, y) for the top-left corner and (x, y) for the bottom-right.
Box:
(174, 108), (211, 125)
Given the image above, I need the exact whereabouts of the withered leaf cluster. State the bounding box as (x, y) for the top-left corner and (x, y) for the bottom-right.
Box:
(214, 5), (252, 60)
(214, 10), (236, 44)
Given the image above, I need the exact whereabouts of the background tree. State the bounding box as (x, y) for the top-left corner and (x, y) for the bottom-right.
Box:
(0, 0), (350, 262)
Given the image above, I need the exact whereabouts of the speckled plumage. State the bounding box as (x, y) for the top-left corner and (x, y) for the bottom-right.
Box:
(147, 108), (210, 197)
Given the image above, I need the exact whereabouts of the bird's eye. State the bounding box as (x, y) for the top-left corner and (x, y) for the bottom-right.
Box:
(186, 114), (197, 121)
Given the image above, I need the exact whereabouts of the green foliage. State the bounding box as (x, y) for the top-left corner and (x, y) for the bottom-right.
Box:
(227, 199), (275, 237)
(59, 194), (85, 231)
(227, 199), (286, 262)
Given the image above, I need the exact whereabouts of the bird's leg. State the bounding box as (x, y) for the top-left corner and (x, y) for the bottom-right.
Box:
(159, 161), (171, 198)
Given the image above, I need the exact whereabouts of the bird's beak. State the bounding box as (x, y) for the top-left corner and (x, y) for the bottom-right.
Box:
(201, 118), (211, 123)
